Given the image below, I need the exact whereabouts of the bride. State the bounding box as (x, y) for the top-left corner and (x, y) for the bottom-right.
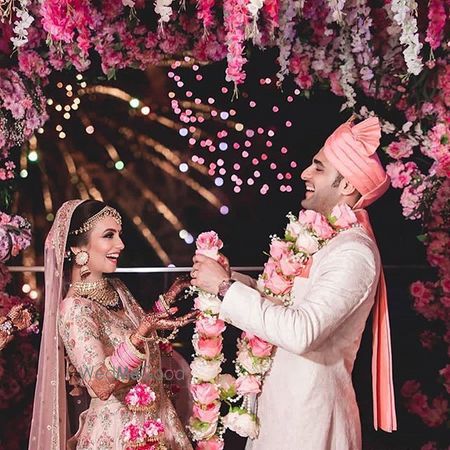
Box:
(29, 199), (196, 449)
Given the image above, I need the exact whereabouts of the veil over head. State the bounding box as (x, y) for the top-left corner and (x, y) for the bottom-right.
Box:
(29, 200), (85, 449)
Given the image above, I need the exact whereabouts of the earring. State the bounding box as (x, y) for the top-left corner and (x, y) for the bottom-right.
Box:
(75, 250), (90, 278)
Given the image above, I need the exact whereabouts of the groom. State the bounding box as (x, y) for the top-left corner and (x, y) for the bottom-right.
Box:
(191, 116), (397, 449)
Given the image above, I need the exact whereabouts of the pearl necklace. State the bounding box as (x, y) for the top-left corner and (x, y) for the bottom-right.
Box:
(71, 278), (123, 311)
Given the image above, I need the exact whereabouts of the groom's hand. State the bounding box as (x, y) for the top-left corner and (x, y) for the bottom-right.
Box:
(191, 254), (230, 295)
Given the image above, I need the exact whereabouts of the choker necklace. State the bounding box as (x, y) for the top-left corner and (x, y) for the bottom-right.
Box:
(71, 278), (123, 311)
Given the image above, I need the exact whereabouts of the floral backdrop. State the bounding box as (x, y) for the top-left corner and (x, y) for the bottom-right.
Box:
(0, 0), (448, 448)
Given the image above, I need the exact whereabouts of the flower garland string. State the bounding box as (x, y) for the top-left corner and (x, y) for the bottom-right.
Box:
(189, 231), (227, 448)
(221, 204), (360, 439)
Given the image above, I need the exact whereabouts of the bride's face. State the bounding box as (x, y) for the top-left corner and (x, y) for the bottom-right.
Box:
(81, 216), (124, 278)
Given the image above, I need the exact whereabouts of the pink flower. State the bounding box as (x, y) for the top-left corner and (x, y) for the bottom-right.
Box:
(401, 380), (421, 398)
(279, 254), (305, 277)
(385, 139), (414, 159)
(195, 317), (226, 338)
(410, 281), (426, 298)
(425, 0), (446, 50)
(196, 231), (223, 258)
(298, 210), (334, 238)
(245, 332), (273, 357)
(236, 375), (261, 395)
(191, 383), (220, 405)
(269, 239), (290, 260)
(192, 401), (220, 423)
(330, 204), (358, 228)
(264, 270), (293, 295)
(386, 161), (418, 189)
(194, 336), (223, 358)
(196, 436), (225, 450)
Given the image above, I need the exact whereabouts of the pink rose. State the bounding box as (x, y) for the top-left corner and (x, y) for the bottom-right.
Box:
(279, 254), (304, 277)
(196, 231), (223, 253)
(236, 375), (261, 395)
(269, 239), (291, 260)
(194, 335), (223, 358)
(245, 333), (273, 357)
(197, 436), (225, 450)
(330, 204), (358, 228)
(410, 281), (426, 298)
(191, 383), (220, 405)
(264, 270), (293, 295)
(192, 401), (221, 423)
(196, 317), (226, 338)
(298, 209), (320, 226)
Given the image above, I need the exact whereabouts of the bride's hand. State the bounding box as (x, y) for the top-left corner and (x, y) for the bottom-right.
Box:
(162, 275), (191, 307)
(137, 310), (198, 338)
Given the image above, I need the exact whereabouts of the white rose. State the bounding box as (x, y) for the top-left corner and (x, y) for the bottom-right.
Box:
(188, 417), (218, 441)
(194, 292), (222, 314)
(190, 357), (222, 382)
(222, 410), (259, 439)
(285, 221), (302, 239)
(236, 349), (271, 375)
(295, 229), (319, 254)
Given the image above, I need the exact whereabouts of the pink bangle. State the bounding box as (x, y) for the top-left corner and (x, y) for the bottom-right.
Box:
(110, 352), (126, 371)
(153, 299), (165, 313)
(118, 343), (141, 369)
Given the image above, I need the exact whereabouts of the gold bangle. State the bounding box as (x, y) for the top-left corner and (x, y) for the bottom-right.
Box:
(158, 295), (170, 313)
(134, 332), (156, 342)
(125, 334), (146, 360)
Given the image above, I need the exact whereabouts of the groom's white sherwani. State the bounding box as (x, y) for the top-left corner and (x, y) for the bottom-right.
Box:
(220, 227), (380, 450)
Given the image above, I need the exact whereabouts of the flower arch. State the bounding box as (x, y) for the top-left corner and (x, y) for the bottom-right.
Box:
(0, 0), (448, 447)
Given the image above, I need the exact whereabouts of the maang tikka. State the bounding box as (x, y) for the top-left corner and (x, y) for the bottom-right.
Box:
(75, 250), (90, 278)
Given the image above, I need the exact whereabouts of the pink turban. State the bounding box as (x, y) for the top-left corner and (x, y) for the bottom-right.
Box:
(323, 116), (390, 209)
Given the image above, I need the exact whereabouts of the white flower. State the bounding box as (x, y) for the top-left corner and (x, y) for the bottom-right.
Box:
(236, 349), (271, 375)
(194, 292), (222, 315)
(154, 0), (173, 23)
(285, 220), (303, 239)
(190, 357), (222, 382)
(295, 229), (320, 254)
(222, 410), (259, 439)
(390, 0), (423, 75)
(188, 418), (218, 441)
(10, 0), (34, 49)
(122, 0), (135, 6)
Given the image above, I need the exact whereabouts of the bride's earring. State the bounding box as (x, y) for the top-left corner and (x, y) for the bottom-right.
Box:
(75, 250), (90, 279)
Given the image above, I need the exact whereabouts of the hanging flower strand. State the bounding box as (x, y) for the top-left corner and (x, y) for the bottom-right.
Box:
(154, 0), (173, 33)
(246, 0), (264, 44)
(223, 0), (250, 91)
(10, 0), (34, 48)
(390, 0), (423, 75)
(197, 0), (215, 35)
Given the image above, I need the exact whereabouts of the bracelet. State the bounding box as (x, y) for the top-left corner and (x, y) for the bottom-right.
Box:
(105, 356), (130, 383)
(158, 294), (171, 313)
(117, 343), (142, 368)
(0, 319), (14, 336)
(134, 332), (156, 342)
(125, 334), (146, 360)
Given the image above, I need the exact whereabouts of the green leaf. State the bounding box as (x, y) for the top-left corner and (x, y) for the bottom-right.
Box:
(416, 234), (427, 243)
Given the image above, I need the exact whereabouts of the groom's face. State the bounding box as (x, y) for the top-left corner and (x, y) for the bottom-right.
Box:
(300, 148), (342, 215)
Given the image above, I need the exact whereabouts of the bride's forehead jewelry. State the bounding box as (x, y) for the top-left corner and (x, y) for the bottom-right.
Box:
(69, 206), (122, 236)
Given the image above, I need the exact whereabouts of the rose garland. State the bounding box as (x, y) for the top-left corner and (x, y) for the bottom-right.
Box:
(189, 231), (227, 448)
(121, 382), (166, 450)
(189, 206), (360, 441)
